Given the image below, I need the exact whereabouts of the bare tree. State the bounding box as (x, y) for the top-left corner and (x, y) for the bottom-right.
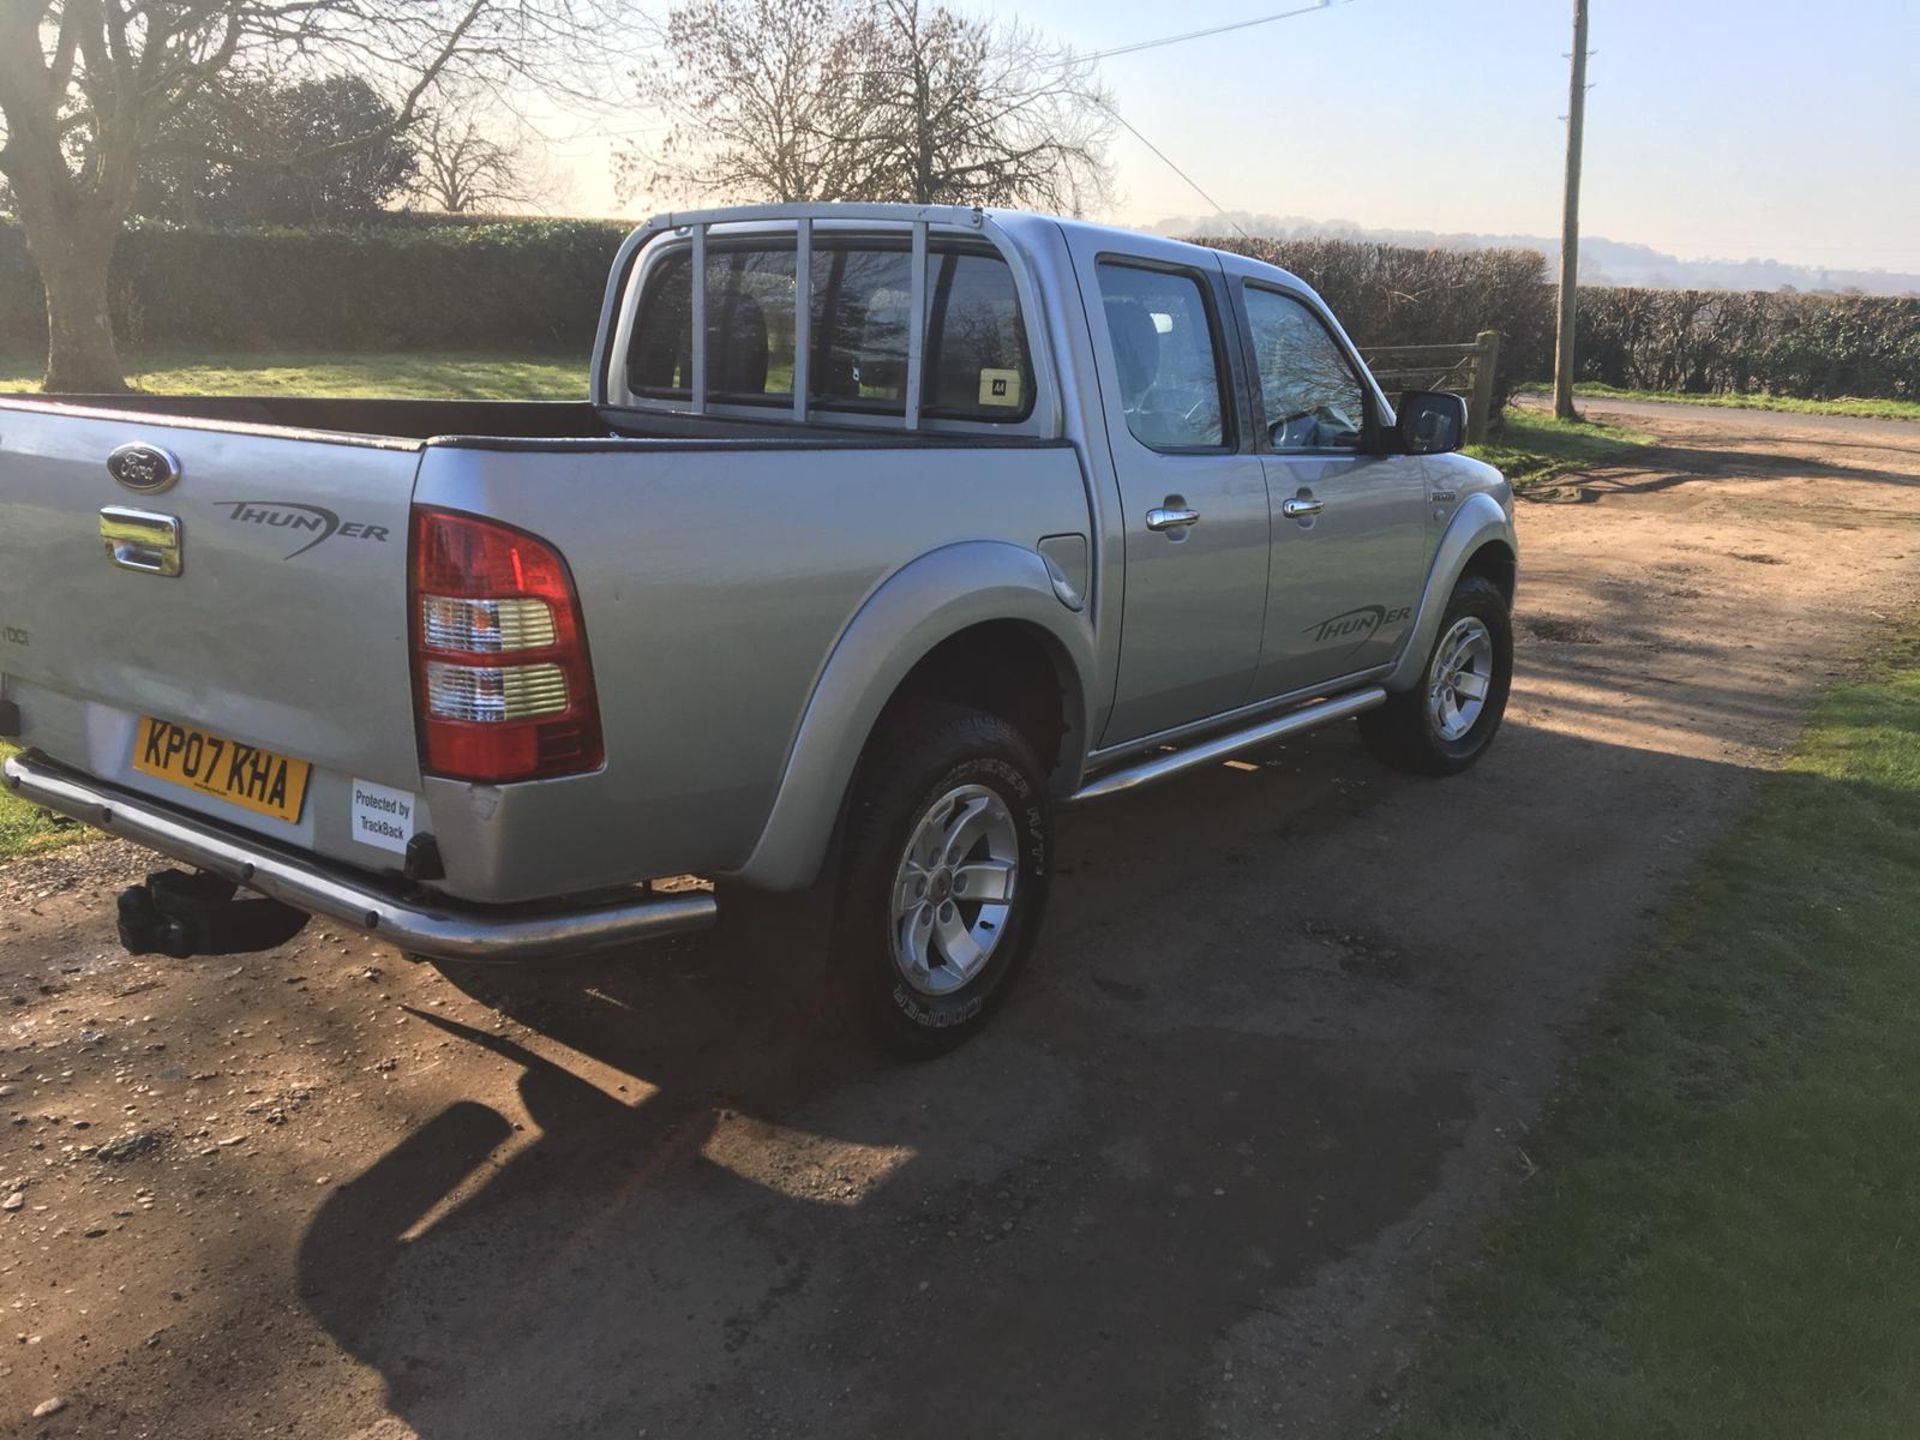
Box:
(847, 0), (1111, 212)
(621, 0), (882, 205)
(409, 104), (554, 214)
(0, 1), (625, 391)
(620, 0), (1110, 213)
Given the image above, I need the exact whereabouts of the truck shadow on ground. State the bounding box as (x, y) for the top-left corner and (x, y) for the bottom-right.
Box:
(293, 710), (1771, 1439)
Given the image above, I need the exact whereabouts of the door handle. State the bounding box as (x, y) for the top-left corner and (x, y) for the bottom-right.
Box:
(1280, 496), (1324, 519)
(1145, 506), (1201, 532)
(100, 507), (183, 577)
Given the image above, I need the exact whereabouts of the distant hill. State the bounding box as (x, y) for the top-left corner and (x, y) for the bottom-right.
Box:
(1147, 212), (1920, 296)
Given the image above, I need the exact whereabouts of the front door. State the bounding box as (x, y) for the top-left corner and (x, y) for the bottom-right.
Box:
(1077, 248), (1269, 744)
(1235, 280), (1429, 698)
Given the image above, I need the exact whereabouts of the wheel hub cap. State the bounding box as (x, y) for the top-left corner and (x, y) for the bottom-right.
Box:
(890, 783), (1019, 997)
(1427, 616), (1494, 742)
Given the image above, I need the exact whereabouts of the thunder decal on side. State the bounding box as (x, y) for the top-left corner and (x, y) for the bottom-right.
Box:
(218, 501), (392, 560)
(1306, 604), (1412, 647)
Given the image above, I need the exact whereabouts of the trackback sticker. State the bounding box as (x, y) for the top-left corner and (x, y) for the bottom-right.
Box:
(351, 779), (416, 855)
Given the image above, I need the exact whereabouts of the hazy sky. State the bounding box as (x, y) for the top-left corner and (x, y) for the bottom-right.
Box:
(553, 0), (1920, 272)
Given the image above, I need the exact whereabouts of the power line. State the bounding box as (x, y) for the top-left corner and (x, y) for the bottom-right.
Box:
(1079, 1), (1350, 234)
(1085, 0), (1344, 62)
(1096, 100), (1251, 239)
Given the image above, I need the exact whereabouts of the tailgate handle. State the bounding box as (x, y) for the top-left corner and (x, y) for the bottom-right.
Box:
(100, 507), (183, 578)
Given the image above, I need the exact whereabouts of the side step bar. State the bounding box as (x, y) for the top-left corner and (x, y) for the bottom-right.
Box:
(2, 751), (718, 963)
(1069, 688), (1387, 804)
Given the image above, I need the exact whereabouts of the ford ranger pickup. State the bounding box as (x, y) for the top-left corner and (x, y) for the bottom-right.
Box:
(0, 203), (1517, 1052)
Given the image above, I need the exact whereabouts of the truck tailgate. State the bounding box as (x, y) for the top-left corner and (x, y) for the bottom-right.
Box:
(0, 405), (426, 869)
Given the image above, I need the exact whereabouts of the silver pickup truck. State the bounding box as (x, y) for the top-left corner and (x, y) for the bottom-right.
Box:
(0, 203), (1516, 1051)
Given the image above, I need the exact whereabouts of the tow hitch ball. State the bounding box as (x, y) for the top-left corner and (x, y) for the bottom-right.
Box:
(116, 869), (310, 960)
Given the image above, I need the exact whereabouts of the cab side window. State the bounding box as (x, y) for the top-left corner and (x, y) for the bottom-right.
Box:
(627, 246), (799, 403)
(1243, 287), (1367, 451)
(807, 247), (912, 409)
(809, 245), (1035, 421)
(1094, 261), (1227, 450)
(924, 251), (1032, 420)
(627, 241), (1034, 421)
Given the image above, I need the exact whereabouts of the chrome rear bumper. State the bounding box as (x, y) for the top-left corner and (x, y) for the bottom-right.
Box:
(1, 751), (717, 963)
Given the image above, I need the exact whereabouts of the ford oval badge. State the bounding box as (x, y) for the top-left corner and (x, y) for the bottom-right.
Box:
(107, 442), (181, 495)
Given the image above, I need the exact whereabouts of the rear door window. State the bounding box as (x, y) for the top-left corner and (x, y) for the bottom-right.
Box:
(1093, 261), (1229, 450)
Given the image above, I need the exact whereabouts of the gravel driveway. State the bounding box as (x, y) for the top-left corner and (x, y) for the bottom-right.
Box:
(1552, 391), (1920, 442)
(5, 405), (1919, 1438)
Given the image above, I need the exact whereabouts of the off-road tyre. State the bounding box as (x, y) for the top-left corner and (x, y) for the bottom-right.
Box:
(1358, 574), (1512, 776)
(833, 702), (1051, 1057)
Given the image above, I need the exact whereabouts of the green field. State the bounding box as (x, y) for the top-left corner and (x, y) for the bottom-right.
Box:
(1561, 384), (1920, 423)
(1466, 410), (1654, 488)
(0, 355), (1663, 490)
(0, 348), (589, 400)
(1395, 632), (1920, 1438)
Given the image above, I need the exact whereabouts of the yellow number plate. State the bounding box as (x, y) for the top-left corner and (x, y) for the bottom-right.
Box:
(132, 716), (313, 825)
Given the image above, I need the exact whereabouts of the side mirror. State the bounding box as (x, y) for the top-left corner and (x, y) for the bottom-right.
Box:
(1397, 391), (1468, 455)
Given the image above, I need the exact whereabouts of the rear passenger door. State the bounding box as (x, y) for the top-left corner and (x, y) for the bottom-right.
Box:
(1074, 241), (1270, 745)
(1236, 280), (1429, 699)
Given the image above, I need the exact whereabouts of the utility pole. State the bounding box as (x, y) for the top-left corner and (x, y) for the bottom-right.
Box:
(1553, 0), (1590, 421)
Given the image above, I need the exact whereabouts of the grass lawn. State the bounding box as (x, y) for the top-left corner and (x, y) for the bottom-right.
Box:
(1394, 631), (1920, 1438)
(1561, 383), (1920, 423)
(0, 741), (92, 862)
(0, 348), (589, 400)
(1467, 410), (1654, 488)
(0, 353), (1668, 493)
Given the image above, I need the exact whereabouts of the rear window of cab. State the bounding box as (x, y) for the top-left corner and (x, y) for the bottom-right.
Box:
(626, 240), (1035, 423)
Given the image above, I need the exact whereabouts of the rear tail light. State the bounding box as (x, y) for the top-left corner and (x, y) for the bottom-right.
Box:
(410, 508), (604, 782)
(420, 596), (558, 653)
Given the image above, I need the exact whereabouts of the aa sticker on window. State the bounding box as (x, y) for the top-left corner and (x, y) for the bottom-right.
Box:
(978, 368), (1023, 408)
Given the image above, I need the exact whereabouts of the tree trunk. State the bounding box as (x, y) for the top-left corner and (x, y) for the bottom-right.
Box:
(913, 70), (934, 204)
(0, 22), (133, 394)
(28, 212), (127, 393)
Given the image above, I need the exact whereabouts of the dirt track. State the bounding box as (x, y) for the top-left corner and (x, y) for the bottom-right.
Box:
(5, 405), (1919, 1438)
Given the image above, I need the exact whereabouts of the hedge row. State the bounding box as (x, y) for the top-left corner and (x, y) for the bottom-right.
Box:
(1212, 240), (1920, 403)
(0, 219), (631, 352)
(0, 221), (1913, 404)
(0, 222), (1560, 402)
(1572, 287), (1920, 401)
